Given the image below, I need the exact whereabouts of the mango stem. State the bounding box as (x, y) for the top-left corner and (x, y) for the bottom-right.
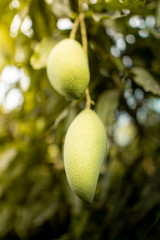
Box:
(69, 16), (80, 39)
(78, 0), (93, 109)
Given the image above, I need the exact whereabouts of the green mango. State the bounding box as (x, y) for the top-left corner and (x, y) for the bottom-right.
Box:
(64, 109), (107, 204)
(46, 39), (90, 99)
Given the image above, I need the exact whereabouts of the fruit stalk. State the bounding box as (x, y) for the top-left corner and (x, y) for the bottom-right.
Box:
(79, 12), (88, 54)
(85, 88), (91, 109)
(78, 0), (92, 109)
(69, 16), (80, 40)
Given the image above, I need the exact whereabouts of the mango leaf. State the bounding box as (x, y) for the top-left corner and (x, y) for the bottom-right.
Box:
(30, 38), (58, 69)
(0, 148), (17, 175)
(91, 0), (146, 12)
(149, 29), (160, 39)
(156, 0), (160, 28)
(51, 0), (71, 18)
(131, 67), (160, 96)
(92, 10), (129, 22)
(0, 24), (15, 73)
(96, 89), (120, 130)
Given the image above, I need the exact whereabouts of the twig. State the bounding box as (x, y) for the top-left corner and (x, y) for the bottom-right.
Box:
(79, 12), (88, 53)
(78, 0), (92, 109)
(69, 16), (80, 39)
(85, 88), (91, 109)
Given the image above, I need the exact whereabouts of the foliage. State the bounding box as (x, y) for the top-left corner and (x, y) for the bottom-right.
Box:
(0, 0), (160, 239)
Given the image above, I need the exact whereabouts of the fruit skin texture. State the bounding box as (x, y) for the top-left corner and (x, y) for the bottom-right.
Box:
(46, 39), (90, 99)
(64, 109), (107, 204)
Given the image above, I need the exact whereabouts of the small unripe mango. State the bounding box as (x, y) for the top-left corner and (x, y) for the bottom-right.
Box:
(64, 109), (107, 204)
(46, 39), (90, 99)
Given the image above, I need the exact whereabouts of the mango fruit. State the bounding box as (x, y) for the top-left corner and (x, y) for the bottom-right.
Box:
(46, 39), (90, 99)
(64, 109), (107, 204)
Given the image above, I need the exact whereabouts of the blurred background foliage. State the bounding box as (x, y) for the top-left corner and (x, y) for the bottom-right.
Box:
(0, 0), (160, 239)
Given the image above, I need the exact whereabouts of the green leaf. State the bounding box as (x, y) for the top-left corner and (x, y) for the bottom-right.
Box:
(91, 0), (146, 12)
(96, 89), (120, 130)
(149, 29), (160, 39)
(131, 67), (160, 96)
(156, 0), (160, 28)
(0, 148), (17, 174)
(0, 24), (15, 73)
(30, 38), (58, 69)
(92, 10), (129, 22)
(52, 0), (71, 18)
